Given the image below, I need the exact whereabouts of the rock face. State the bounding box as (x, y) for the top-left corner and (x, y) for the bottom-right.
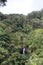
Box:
(33, 22), (43, 28)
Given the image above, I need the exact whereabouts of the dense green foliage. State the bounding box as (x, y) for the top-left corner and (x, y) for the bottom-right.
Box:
(0, 9), (43, 65)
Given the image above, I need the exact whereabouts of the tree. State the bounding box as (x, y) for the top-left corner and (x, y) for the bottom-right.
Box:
(0, 0), (7, 6)
(0, 10), (43, 65)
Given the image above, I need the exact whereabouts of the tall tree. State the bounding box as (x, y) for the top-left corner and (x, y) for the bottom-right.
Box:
(0, 0), (7, 6)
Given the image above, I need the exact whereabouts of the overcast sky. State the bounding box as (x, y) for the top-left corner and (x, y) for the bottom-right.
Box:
(0, 0), (43, 15)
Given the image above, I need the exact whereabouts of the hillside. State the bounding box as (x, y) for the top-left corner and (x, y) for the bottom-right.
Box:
(0, 9), (43, 65)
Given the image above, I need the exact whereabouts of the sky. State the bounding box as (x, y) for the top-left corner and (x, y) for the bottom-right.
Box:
(0, 0), (43, 15)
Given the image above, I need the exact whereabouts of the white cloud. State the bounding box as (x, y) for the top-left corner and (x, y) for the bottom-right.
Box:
(0, 0), (43, 15)
(0, 0), (33, 15)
